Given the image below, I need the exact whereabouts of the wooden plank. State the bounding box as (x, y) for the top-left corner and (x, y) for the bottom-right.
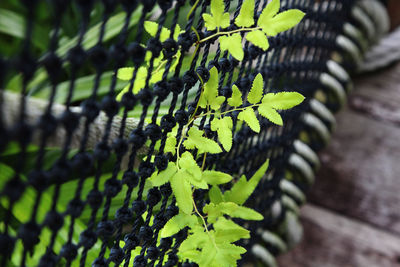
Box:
(308, 109), (400, 234)
(349, 94), (400, 126)
(352, 63), (400, 112)
(277, 205), (400, 267)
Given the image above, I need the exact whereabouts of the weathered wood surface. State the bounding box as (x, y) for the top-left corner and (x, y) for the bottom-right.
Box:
(350, 64), (400, 126)
(278, 62), (400, 266)
(309, 110), (400, 234)
(277, 205), (400, 267)
(309, 62), (400, 234)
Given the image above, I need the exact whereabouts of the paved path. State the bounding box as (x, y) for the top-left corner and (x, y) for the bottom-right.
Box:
(277, 62), (400, 267)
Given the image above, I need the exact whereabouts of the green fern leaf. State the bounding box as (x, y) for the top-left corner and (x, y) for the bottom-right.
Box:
(227, 84), (243, 107)
(202, 170), (232, 185)
(179, 152), (202, 180)
(267, 9), (305, 36)
(258, 0), (305, 37)
(204, 202), (263, 223)
(214, 217), (250, 242)
(224, 159), (269, 204)
(222, 175), (247, 204)
(235, 0), (255, 27)
(199, 66), (225, 110)
(258, 104), (283, 125)
(246, 30), (269, 50)
(257, 0), (280, 36)
(164, 136), (177, 155)
(184, 127), (222, 154)
(144, 21), (182, 42)
(258, 0), (280, 22)
(116, 66), (148, 100)
(179, 227), (210, 265)
(219, 33), (244, 61)
(116, 67), (135, 80)
(238, 108), (260, 133)
(202, 0), (230, 31)
(171, 170), (193, 214)
(223, 203), (263, 220)
(209, 186), (224, 204)
(211, 243), (246, 266)
(148, 162), (177, 187)
(247, 73), (264, 104)
(179, 152), (208, 189)
(262, 92), (305, 110)
(198, 242), (218, 266)
(160, 213), (198, 238)
(211, 117), (233, 151)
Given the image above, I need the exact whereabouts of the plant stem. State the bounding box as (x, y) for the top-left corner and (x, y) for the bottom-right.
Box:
(201, 152), (207, 171)
(198, 27), (261, 44)
(192, 198), (217, 249)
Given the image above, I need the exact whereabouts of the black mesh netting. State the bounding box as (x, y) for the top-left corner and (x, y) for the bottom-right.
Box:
(0, 0), (375, 266)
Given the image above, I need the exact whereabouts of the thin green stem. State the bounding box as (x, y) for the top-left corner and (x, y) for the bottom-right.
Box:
(201, 152), (207, 171)
(190, 73), (205, 122)
(193, 103), (260, 120)
(198, 26), (261, 44)
(186, 0), (200, 20)
(192, 198), (217, 249)
(175, 115), (197, 167)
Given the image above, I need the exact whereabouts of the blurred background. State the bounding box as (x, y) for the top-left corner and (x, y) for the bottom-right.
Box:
(278, 1), (400, 265)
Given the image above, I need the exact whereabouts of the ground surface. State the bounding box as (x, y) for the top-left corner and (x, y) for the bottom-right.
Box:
(277, 62), (400, 267)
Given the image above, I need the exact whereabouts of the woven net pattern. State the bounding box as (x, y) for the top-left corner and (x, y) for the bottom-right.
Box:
(0, 0), (367, 266)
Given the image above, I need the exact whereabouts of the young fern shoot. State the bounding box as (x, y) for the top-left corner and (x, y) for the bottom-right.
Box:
(116, 0), (306, 266)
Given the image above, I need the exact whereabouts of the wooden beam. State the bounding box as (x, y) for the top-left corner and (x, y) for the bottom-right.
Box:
(277, 205), (400, 267)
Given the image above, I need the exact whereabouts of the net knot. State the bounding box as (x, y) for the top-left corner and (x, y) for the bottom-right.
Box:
(145, 123), (162, 141)
(129, 129), (147, 149)
(121, 91), (137, 110)
(138, 225), (153, 242)
(161, 114), (176, 132)
(94, 142), (111, 161)
(218, 58), (232, 72)
(67, 198), (85, 218)
(96, 221), (115, 238)
(18, 222), (40, 250)
(122, 171), (140, 188)
(146, 188), (161, 207)
(139, 161), (155, 178)
(44, 211), (64, 231)
(155, 154), (168, 171)
(146, 246), (160, 260)
(80, 230), (98, 248)
(28, 170), (49, 192)
(147, 38), (163, 58)
(109, 246), (124, 264)
(67, 46), (86, 67)
(167, 77), (184, 94)
(131, 200), (146, 215)
(165, 205), (179, 218)
(128, 42), (146, 66)
(196, 66), (210, 82)
(112, 138), (128, 156)
(154, 81), (170, 101)
(115, 207), (134, 224)
(123, 233), (139, 250)
(60, 243), (78, 261)
(81, 99), (100, 122)
(104, 178), (122, 197)
(87, 190), (103, 209)
(101, 95), (120, 117)
(174, 109), (188, 125)
(137, 88), (154, 106)
(163, 38), (178, 58)
(183, 70), (198, 87)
